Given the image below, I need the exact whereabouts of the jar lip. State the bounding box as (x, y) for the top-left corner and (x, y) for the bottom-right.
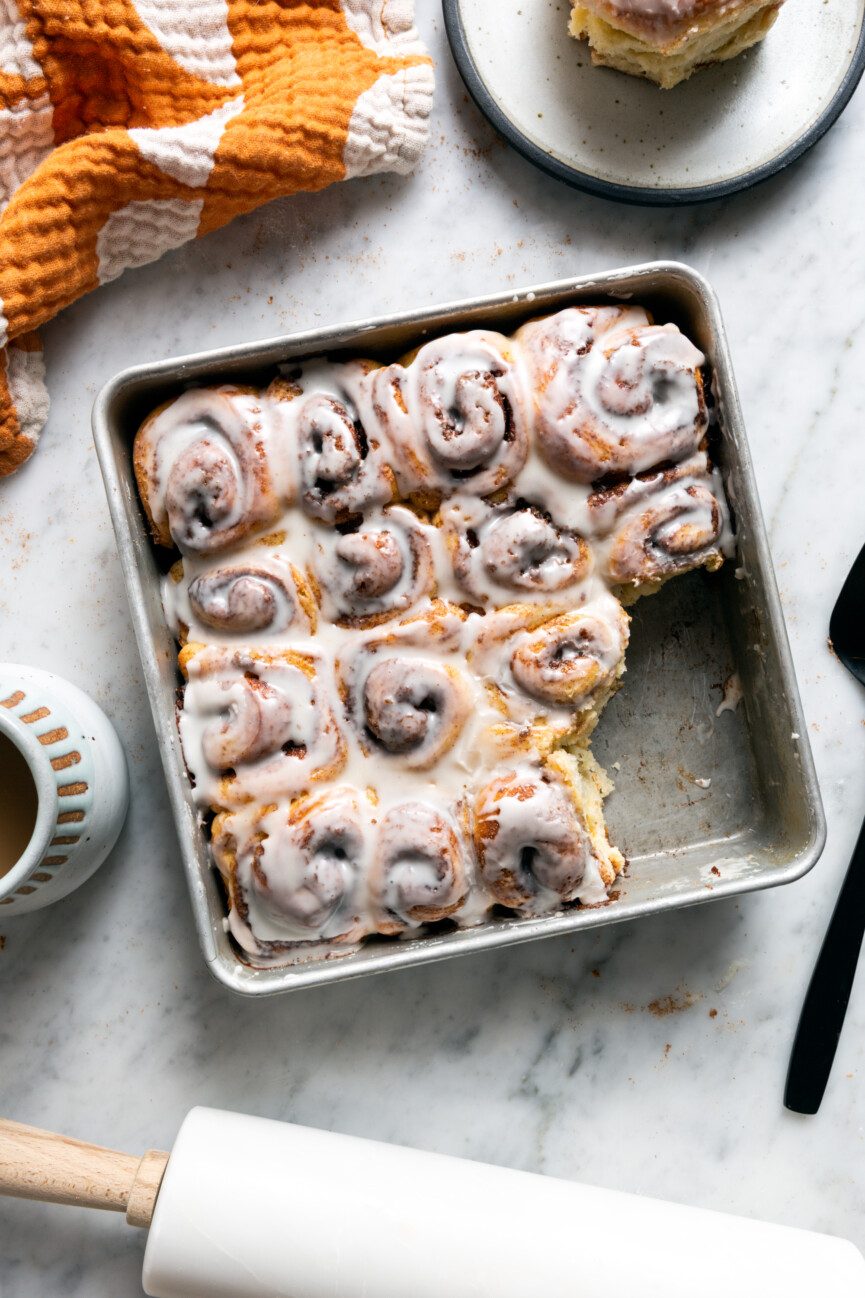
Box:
(0, 706), (59, 899)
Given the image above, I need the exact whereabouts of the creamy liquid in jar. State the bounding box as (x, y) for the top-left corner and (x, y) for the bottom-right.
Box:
(0, 731), (39, 879)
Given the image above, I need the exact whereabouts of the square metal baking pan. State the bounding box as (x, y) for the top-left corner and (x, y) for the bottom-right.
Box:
(93, 260), (826, 996)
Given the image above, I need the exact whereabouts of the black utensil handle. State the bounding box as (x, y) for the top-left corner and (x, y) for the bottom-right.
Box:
(785, 811), (865, 1114)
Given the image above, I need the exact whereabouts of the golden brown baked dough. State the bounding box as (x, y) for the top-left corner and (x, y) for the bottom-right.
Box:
(569, 0), (784, 89)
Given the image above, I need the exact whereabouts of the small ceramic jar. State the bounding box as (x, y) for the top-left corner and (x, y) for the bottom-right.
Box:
(0, 664), (129, 914)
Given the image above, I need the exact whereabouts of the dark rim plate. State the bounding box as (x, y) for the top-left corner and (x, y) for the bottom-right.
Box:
(443, 0), (865, 205)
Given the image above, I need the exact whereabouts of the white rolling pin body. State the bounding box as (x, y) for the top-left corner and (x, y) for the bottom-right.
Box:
(143, 1108), (865, 1298)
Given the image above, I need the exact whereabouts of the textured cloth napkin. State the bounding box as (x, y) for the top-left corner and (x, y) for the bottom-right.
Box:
(0, 0), (434, 475)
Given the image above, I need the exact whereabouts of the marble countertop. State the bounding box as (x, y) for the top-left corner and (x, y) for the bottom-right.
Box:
(2, 6), (864, 1293)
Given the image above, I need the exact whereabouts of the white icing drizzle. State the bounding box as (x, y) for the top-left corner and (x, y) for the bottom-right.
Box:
(135, 386), (292, 554)
(269, 360), (395, 524)
(135, 305), (736, 966)
(517, 307), (707, 483)
(178, 647), (346, 808)
(590, 454), (732, 586)
(357, 330), (530, 498)
(474, 773), (591, 915)
(589, 0), (751, 38)
(312, 505), (436, 625)
(440, 494), (594, 607)
(164, 544), (316, 644)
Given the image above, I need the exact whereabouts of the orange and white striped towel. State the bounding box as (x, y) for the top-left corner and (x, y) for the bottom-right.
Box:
(0, 0), (434, 475)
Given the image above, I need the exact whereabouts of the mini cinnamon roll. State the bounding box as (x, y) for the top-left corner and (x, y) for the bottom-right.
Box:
(371, 803), (469, 934)
(338, 602), (472, 770)
(189, 563), (315, 634)
(269, 361), (395, 524)
(593, 457), (726, 591)
(517, 307), (708, 483)
(212, 789), (371, 961)
(473, 772), (590, 914)
(510, 602), (630, 708)
(166, 550), (317, 642)
(362, 331), (530, 501)
(134, 386), (288, 554)
(312, 505), (435, 627)
(178, 644), (346, 809)
(470, 594), (628, 722)
(442, 496), (592, 605)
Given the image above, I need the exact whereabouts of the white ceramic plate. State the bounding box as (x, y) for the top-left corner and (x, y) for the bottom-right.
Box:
(443, 0), (865, 203)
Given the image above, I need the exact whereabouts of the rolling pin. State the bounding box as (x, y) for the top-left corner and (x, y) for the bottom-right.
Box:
(1, 1107), (863, 1297)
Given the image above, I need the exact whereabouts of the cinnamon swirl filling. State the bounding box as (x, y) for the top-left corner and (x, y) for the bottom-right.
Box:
(474, 773), (589, 913)
(589, 455), (727, 587)
(179, 645), (347, 808)
(371, 803), (469, 934)
(510, 604), (629, 708)
(518, 307), (708, 483)
(187, 562), (316, 636)
(134, 387), (287, 554)
(445, 498), (592, 604)
(312, 506), (435, 627)
(361, 659), (471, 766)
(212, 788), (369, 956)
(363, 331), (530, 498)
(275, 363), (395, 524)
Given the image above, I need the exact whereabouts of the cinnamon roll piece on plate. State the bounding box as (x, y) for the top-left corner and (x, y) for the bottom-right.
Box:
(569, 0), (785, 90)
(443, 0), (862, 203)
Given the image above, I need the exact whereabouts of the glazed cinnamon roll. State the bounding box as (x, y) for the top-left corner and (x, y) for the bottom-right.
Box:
(442, 496), (592, 605)
(517, 307), (708, 483)
(511, 603), (630, 707)
(473, 772), (591, 914)
(362, 331), (530, 501)
(134, 386), (288, 554)
(212, 789), (371, 961)
(591, 455), (727, 591)
(165, 548), (317, 642)
(568, 0), (784, 91)
(311, 505), (435, 627)
(133, 299), (738, 970)
(268, 362), (395, 524)
(370, 803), (470, 934)
(338, 602), (472, 771)
(178, 644), (346, 809)
(470, 594), (629, 721)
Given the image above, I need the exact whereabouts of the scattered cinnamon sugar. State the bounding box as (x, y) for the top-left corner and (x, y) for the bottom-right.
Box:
(710, 866), (720, 877)
(647, 989), (702, 1017)
(709, 1008), (718, 1018)
(620, 987), (701, 1016)
(591, 968), (601, 978)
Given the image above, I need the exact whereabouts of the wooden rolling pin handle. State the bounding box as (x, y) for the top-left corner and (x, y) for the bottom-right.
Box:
(0, 1119), (169, 1230)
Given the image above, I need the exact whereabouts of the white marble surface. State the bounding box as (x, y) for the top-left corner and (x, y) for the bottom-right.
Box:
(2, 7), (865, 1293)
